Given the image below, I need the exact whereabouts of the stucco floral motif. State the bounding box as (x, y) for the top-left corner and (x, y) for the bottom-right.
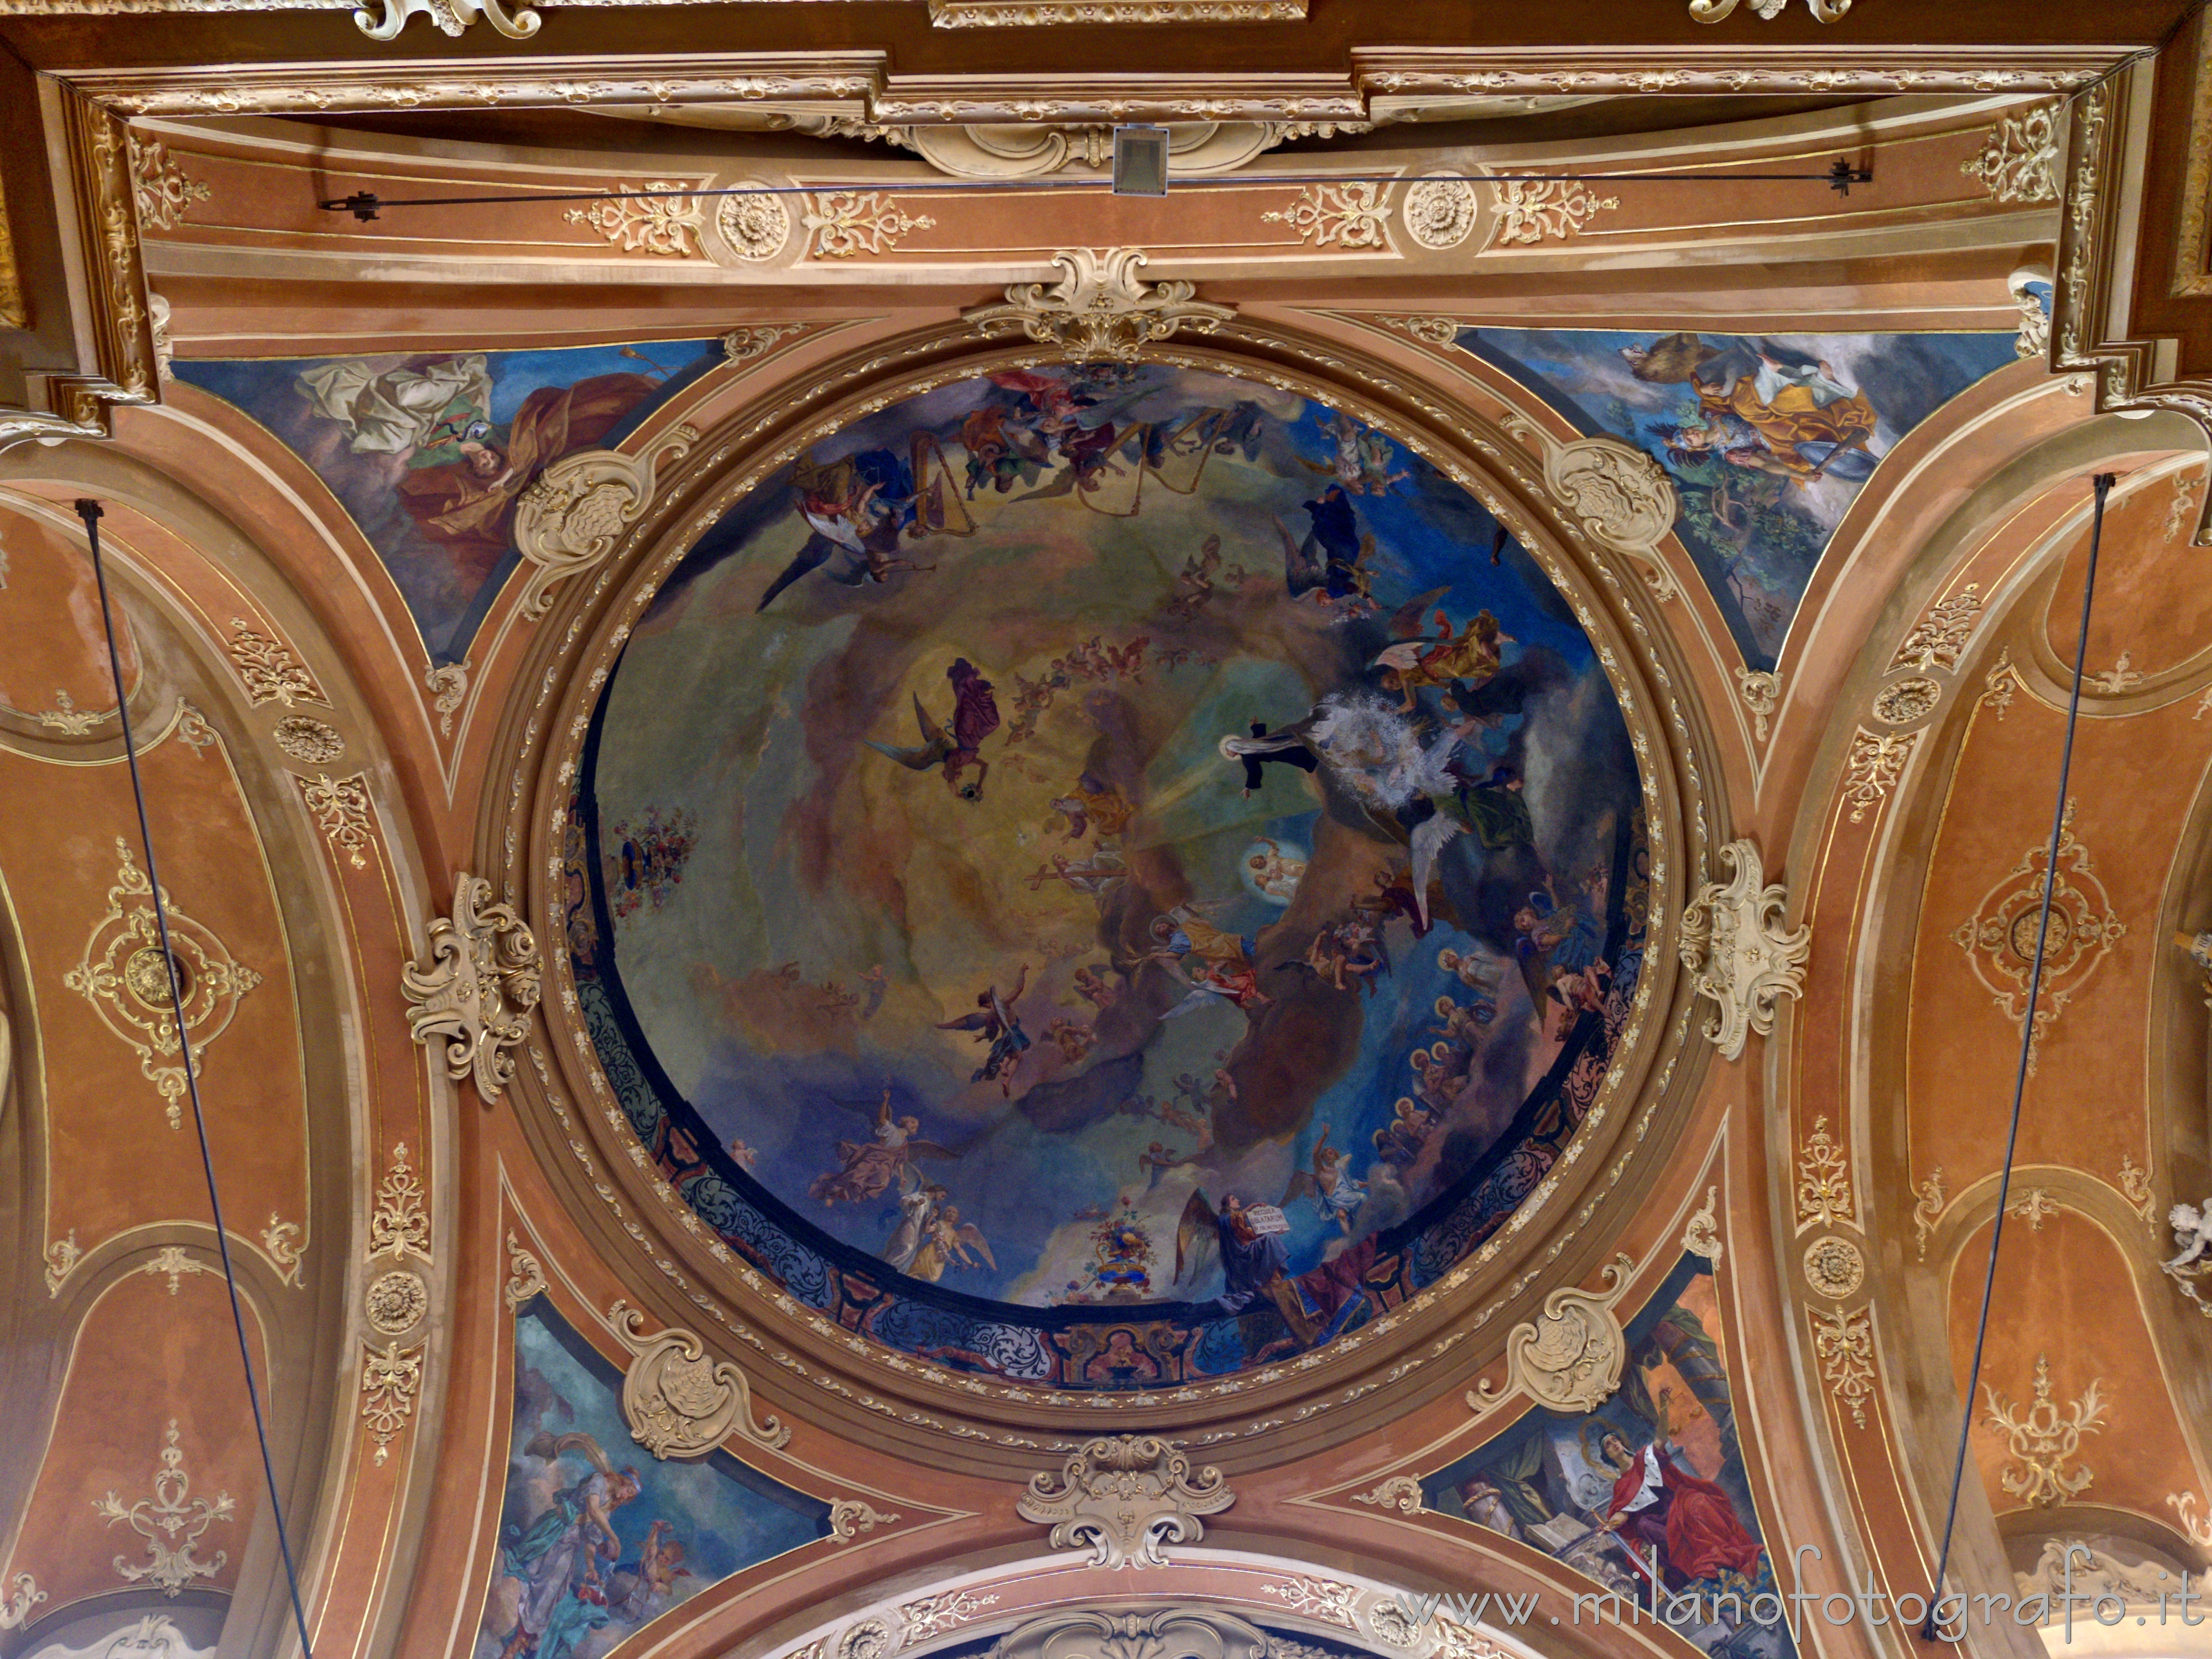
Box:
(63, 838), (262, 1129)
(402, 873), (540, 1102)
(366, 1267), (429, 1334)
(1984, 1354), (2106, 1506)
(1679, 838), (1810, 1061)
(1490, 178), (1618, 245)
(801, 191), (927, 259)
(1949, 798), (2123, 1072)
(1262, 182), (1391, 249)
(1016, 1435), (1235, 1567)
(1401, 178), (1481, 249)
(1962, 104), (2061, 202)
(1802, 1235), (1865, 1300)
(272, 716), (345, 763)
(608, 1298), (789, 1458)
(718, 187), (795, 262)
(95, 1422), (233, 1595)
(1469, 1254), (1634, 1416)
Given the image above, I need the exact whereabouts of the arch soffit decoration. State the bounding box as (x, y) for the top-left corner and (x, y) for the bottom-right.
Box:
(478, 306), (1722, 1456)
(1769, 413), (2212, 1593)
(0, 440), (460, 1659)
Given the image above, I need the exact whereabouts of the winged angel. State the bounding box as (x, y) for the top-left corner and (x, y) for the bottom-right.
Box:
(495, 1432), (645, 1659)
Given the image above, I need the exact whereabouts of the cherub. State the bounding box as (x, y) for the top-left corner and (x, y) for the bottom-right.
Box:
(1282, 1125), (1367, 1235)
(1070, 963), (1121, 1009)
(1045, 1016), (1097, 1063)
(1165, 535), (1224, 618)
(2165, 1199), (2212, 1274)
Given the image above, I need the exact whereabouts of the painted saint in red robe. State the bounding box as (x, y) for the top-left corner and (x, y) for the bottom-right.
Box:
(1596, 1431), (1764, 1591)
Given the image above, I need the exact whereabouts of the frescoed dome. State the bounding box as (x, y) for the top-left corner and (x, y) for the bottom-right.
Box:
(570, 361), (1652, 1386)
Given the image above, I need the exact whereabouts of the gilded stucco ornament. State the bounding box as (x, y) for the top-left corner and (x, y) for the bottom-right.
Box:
(95, 1422), (233, 1595)
(1678, 839), (1810, 1062)
(1984, 1354), (2106, 1506)
(1469, 1253), (1634, 1416)
(1502, 415), (1678, 599)
(504, 1229), (547, 1308)
(965, 248), (1233, 363)
(827, 1498), (898, 1540)
(0, 1576), (43, 1630)
(1688, 0), (1846, 20)
(402, 873), (540, 1103)
(1682, 1186), (1722, 1261)
(1350, 1474), (1424, 1513)
(63, 838), (262, 1128)
(513, 425), (698, 620)
(1016, 1435), (1235, 1567)
(608, 1298), (789, 1458)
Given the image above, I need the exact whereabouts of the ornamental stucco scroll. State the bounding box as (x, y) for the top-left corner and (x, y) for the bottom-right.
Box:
(966, 248), (1233, 363)
(608, 1300), (789, 1458)
(1016, 1434), (1235, 1567)
(1468, 1253), (1635, 1417)
(1679, 838), (1810, 1061)
(513, 423), (698, 620)
(401, 873), (540, 1103)
(1503, 414), (1679, 601)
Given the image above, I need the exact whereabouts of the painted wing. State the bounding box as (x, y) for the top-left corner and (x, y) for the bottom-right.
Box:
(954, 1222), (996, 1270)
(1385, 586), (1451, 641)
(1174, 1189), (1217, 1284)
(904, 1139), (962, 1161)
(524, 1430), (614, 1474)
(866, 696), (957, 770)
(754, 531), (839, 613)
(1408, 815), (1463, 932)
(1160, 980), (1230, 1020)
(1274, 515), (1326, 596)
(1282, 1169), (1323, 1208)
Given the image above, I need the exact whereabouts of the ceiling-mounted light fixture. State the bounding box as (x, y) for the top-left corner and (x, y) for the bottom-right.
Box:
(1112, 126), (1170, 197)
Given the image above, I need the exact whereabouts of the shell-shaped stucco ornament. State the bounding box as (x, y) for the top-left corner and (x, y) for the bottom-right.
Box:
(1679, 838), (1811, 1061)
(964, 248), (1235, 364)
(400, 873), (540, 1102)
(1469, 1254), (1635, 1417)
(1503, 414), (1679, 600)
(512, 424), (698, 620)
(1016, 1434), (1235, 1568)
(608, 1300), (789, 1458)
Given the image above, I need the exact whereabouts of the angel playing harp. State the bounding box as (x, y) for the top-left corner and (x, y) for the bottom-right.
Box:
(806, 1086), (961, 1206)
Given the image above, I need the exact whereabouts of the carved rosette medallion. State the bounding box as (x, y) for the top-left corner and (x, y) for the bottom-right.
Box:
(1016, 1434), (1235, 1567)
(1401, 178), (1481, 249)
(63, 838), (262, 1128)
(608, 1299), (789, 1458)
(402, 873), (540, 1103)
(1873, 676), (1943, 726)
(272, 716), (345, 763)
(715, 187), (794, 263)
(1504, 415), (1679, 598)
(1802, 1235), (1865, 1300)
(366, 1267), (429, 1334)
(1949, 799), (2123, 1071)
(512, 425), (698, 620)
(1678, 839), (1811, 1061)
(964, 247), (1233, 363)
(1470, 1254), (1634, 1416)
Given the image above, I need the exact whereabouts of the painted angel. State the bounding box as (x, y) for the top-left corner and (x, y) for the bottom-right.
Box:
(1282, 1126), (1367, 1235)
(935, 964), (1033, 1094)
(806, 1088), (960, 1206)
(908, 1203), (995, 1281)
(865, 658), (1000, 802)
(495, 1432), (643, 1659)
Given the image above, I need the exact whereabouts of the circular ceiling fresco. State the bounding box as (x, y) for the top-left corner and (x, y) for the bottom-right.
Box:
(566, 361), (1652, 1389)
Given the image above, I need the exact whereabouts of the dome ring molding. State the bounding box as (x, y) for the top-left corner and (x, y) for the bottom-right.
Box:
(501, 317), (1712, 1433)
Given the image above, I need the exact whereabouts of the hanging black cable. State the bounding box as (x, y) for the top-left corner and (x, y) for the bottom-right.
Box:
(1919, 470), (2114, 1641)
(318, 158), (1871, 220)
(74, 499), (318, 1659)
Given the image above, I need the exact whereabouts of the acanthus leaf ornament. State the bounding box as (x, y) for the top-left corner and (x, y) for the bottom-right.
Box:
(360, 1339), (425, 1465)
(63, 837), (262, 1128)
(513, 425), (698, 621)
(1469, 1253), (1635, 1417)
(94, 1421), (234, 1595)
(1503, 415), (1678, 599)
(829, 1498), (898, 1540)
(964, 248), (1233, 364)
(503, 1228), (547, 1308)
(1811, 1304), (1876, 1427)
(899, 1590), (999, 1646)
(403, 873), (540, 1103)
(1016, 1434), (1235, 1567)
(1682, 1185), (1723, 1262)
(1350, 1474), (1424, 1513)
(985, 1609), (1272, 1659)
(608, 1298), (789, 1458)
(1678, 839), (1810, 1061)
(0, 1574), (43, 1630)
(368, 1141), (431, 1262)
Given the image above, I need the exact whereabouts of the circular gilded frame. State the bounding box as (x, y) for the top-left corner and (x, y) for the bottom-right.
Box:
(492, 314), (1714, 1439)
